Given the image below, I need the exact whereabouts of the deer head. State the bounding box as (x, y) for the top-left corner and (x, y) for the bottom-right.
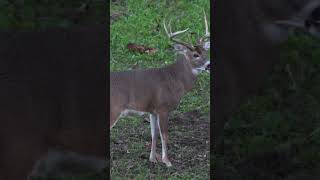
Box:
(163, 10), (210, 75)
(272, 0), (320, 39)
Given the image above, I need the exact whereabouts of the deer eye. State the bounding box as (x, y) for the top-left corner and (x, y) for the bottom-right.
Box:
(193, 54), (199, 58)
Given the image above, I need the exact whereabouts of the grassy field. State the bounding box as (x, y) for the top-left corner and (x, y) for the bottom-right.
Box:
(110, 0), (210, 179)
(224, 33), (320, 179)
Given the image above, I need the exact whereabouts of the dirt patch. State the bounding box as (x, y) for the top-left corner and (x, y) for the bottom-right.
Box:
(168, 110), (210, 166)
(110, 110), (210, 178)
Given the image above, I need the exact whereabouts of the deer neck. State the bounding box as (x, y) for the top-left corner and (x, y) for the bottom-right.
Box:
(164, 56), (197, 93)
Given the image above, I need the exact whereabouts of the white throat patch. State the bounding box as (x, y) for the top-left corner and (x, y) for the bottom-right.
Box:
(192, 61), (210, 75)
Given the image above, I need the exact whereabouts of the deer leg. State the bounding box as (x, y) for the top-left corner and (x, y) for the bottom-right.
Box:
(110, 108), (121, 129)
(149, 113), (160, 163)
(157, 111), (172, 167)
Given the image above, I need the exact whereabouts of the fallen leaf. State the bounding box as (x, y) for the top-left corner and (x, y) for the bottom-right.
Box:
(127, 43), (158, 54)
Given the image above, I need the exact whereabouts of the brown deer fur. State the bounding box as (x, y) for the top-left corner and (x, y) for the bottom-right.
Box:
(110, 45), (209, 167)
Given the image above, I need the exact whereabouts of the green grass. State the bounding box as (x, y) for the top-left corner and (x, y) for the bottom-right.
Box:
(224, 33), (320, 179)
(110, 0), (210, 179)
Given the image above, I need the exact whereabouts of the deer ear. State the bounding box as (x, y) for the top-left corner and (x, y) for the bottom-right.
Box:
(173, 44), (188, 54)
(203, 42), (210, 50)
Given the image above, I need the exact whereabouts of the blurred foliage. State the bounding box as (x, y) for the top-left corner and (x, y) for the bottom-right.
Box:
(0, 1), (106, 180)
(0, 0), (106, 30)
(225, 32), (320, 180)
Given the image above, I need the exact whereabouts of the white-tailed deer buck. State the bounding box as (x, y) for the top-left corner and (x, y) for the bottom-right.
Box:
(213, 0), (320, 178)
(110, 12), (210, 167)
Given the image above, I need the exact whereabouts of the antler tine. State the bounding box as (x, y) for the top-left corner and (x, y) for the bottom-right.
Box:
(169, 19), (173, 35)
(163, 19), (170, 37)
(203, 9), (210, 37)
(198, 9), (210, 45)
(163, 19), (195, 50)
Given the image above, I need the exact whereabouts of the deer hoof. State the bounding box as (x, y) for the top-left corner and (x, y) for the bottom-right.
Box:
(162, 158), (172, 167)
(149, 157), (157, 163)
(149, 153), (161, 163)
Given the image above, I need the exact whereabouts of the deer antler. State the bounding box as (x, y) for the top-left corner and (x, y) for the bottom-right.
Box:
(163, 19), (195, 50)
(198, 9), (210, 46)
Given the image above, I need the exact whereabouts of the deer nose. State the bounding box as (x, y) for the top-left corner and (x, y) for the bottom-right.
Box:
(205, 61), (210, 72)
(205, 64), (210, 71)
